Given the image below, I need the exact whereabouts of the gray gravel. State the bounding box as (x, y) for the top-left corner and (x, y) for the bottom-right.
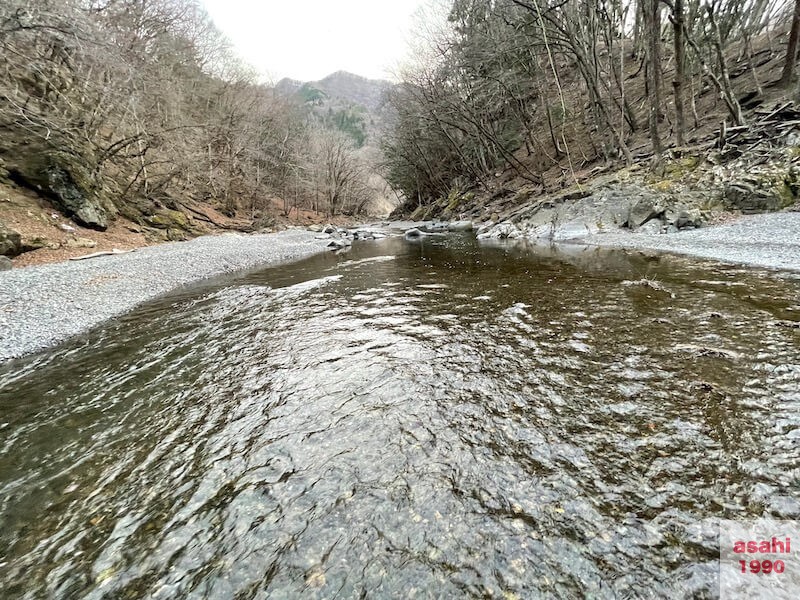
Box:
(0, 230), (330, 362)
(580, 212), (800, 273)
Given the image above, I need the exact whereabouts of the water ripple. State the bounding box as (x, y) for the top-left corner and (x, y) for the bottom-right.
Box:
(1, 237), (799, 598)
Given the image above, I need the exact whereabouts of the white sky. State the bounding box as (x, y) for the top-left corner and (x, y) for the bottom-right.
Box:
(201, 0), (428, 82)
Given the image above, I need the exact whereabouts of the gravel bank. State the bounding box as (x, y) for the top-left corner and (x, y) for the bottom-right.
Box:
(580, 212), (800, 273)
(0, 230), (330, 362)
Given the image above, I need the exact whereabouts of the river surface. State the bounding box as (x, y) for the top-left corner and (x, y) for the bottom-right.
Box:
(1, 235), (799, 599)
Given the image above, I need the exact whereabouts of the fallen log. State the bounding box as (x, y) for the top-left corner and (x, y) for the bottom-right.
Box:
(69, 249), (135, 261)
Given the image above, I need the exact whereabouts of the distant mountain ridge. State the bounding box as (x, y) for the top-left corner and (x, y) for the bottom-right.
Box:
(275, 70), (393, 113)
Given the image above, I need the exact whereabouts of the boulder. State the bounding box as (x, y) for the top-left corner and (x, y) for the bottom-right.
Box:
(637, 219), (664, 235)
(0, 222), (22, 256)
(8, 150), (110, 230)
(353, 229), (377, 240)
(404, 228), (424, 240)
(66, 237), (97, 249)
(551, 219), (601, 240)
(724, 180), (794, 214)
(475, 222), (494, 236)
(627, 197), (660, 228)
(0, 256), (12, 270)
(673, 208), (703, 229)
(447, 220), (474, 232)
(477, 221), (522, 240)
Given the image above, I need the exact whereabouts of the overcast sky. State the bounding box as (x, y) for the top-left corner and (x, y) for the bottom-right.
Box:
(201, 0), (428, 83)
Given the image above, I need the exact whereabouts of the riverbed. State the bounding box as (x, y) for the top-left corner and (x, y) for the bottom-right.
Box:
(1, 234), (799, 598)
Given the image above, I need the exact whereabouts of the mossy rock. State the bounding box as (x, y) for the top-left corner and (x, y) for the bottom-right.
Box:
(446, 189), (462, 211)
(165, 228), (189, 241)
(663, 155), (701, 178)
(21, 236), (48, 253)
(0, 157), (9, 184)
(651, 180), (674, 193)
(421, 206), (436, 221)
(0, 222), (22, 256)
(144, 209), (190, 230)
(778, 181), (796, 207)
(724, 172), (798, 213)
(409, 205), (426, 221)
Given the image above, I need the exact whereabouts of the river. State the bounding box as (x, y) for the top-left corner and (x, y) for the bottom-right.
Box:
(1, 234), (799, 598)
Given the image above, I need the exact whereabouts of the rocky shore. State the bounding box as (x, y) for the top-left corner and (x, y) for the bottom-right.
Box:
(0, 230), (333, 362)
(394, 102), (800, 270)
(579, 212), (800, 273)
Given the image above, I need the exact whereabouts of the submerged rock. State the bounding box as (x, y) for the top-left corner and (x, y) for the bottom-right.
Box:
(327, 238), (351, 250)
(404, 228), (424, 240)
(674, 344), (740, 360)
(622, 278), (675, 298)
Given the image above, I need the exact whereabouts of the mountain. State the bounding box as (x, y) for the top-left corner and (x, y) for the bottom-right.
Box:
(276, 71), (393, 113)
(274, 71), (399, 217)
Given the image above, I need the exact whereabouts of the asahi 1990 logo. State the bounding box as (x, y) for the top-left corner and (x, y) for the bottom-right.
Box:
(720, 520), (799, 599)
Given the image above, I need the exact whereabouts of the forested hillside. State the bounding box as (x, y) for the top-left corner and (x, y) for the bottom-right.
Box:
(275, 71), (397, 216)
(384, 0), (800, 220)
(0, 0), (389, 264)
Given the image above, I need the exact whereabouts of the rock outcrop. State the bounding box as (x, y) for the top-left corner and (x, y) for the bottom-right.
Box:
(4, 143), (112, 231)
(723, 175), (797, 213)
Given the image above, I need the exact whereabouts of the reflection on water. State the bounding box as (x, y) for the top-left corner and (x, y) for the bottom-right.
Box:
(1, 235), (799, 598)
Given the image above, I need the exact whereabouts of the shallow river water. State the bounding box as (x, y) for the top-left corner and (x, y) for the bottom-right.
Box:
(1, 235), (799, 599)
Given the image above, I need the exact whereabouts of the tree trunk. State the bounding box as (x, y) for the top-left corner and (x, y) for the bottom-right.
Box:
(706, 5), (744, 125)
(672, 0), (686, 146)
(780, 0), (800, 87)
(646, 0), (663, 160)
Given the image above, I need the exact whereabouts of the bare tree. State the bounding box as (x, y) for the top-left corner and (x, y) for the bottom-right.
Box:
(780, 0), (800, 87)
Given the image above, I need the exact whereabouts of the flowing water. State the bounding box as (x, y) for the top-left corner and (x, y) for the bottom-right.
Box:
(1, 235), (799, 599)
